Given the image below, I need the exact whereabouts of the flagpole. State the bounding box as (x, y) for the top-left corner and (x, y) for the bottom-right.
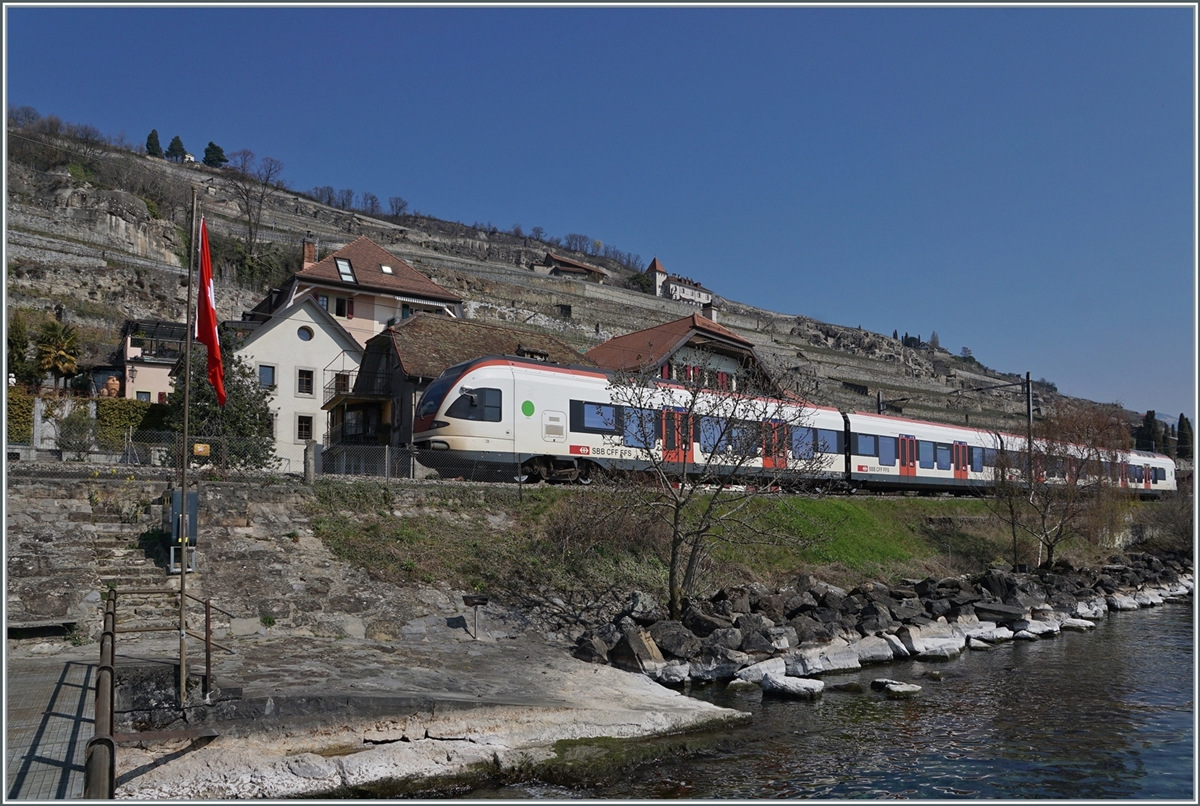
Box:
(179, 187), (198, 707)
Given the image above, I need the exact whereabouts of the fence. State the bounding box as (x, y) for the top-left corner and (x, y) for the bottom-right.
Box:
(318, 443), (523, 483)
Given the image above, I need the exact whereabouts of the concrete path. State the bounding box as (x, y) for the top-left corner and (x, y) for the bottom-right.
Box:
(6, 657), (96, 800)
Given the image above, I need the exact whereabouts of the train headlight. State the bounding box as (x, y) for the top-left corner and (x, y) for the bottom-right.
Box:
(430, 440), (450, 450)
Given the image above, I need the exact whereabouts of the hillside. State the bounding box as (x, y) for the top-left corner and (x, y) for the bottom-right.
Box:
(6, 129), (1066, 433)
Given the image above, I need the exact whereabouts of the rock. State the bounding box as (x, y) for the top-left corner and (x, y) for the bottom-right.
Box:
(655, 660), (691, 685)
(1134, 591), (1164, 607)
(682, 606), (733, 638)
(967, 636), (994, 651)
(648, 620), (702, 660)
(572, 636), (610, 664)
(1106, 593), (1140, 611)
(762, 626), (797, 650)
(620, 591), (663, 626)
(609, 628), (667, 676)
(882, 633), (910, 658)
(852, 635), (897, 664)
(1013, 630), (1039, 640)
(884, 682), (922, 699)
(973, 601), (1029, 623)
(734, 613), (775, 633)
(762, 672), (824, 700)
(891, 597), (925, 621)
(593, 622), (621, 649)
(896, 622), (965, 659)
(1010, 619), (1059, 637)
(734, 657), (786, 684)
(689, 645), (751, 682)
(706, 627), (744, 651)
(1059, 618), (1095, 631)
(738, 631), (776, 655)
(783, 591), (819, 618)
(830, 681), (864, 693)
(921, 670), (943, 681)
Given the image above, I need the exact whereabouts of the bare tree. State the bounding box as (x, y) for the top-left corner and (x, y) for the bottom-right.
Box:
(563, 233), (591, 252)
(530, 226), (546, 242)
(388, 195), (409, 219)
(988, 400), (1133, 566)
(595, 356), (829, 618)
(224, 149), (286, 259)
(359, 192), (381, 216)
(334, 188), (354, 210)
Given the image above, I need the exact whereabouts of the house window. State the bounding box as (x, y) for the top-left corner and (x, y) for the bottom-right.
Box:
(297, 415), (313, 442)
(381, 264), (394, 274)
(136, 391), (151, 402)
(335, 258), (356, 283)
(297, 326), (313, 341)
(334, 297), (354, 318)
(258, 364), (276, 388)
(297, 369), (314, 396)
(317, 295), (329, 311)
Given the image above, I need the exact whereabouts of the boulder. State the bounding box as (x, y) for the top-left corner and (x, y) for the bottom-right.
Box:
(689, 645), (751, 681)
(1010, 619), (1059, 637)
(739, 630), (776, 655)
(783, 591), (819, 618)
(706, 627), (744, 651)
(734, 612), (775, 633)
(682, 606), (733, 638)
(620, 591), (664, 626)
(762, 673), (824, 700)
(609, 628), (667, 676)
(884, 682), (922, 700)
(572, 636), (610, 664)
(891, 597), (925, 622)
(852, 635), (897, 664)
(973, 601), (1029, 623)
(1059, 618), (1095, 631)
(869, 677), (906, 691)
(763, 625), (797, 650)
(1106, 593), (1140, 611)
(734, 656), (786, 684)
(1013, 630), (1039, 641)
(1134, 590), (1164, 607)
(655, 660), (691, 685)
(648, 620), (702, 660)
(896, 622), (965, 659)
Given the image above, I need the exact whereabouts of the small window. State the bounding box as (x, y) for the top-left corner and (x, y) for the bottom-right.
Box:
(380, 264), (394, 274)
(792, 426), (815, 459)
(445, 387), (502, 422)
(817, 428), (843, 455)
(970, 446), (984, 473)
(699, 416), (728, 454)
(136, 391), (151, 402)
(297, 326), (313, 341)
(854, 433), (877, 456)
(335, 258), (356, 283)
(936, 443), (952, 471)
(919, 440), (935, 469)
(335, 298), (347, 317)
(317, 295), (329, 311)
(569, 400), (621, 434)
(623, 408), (659, 449)
(297, 369), (314, 396)
(297, 415), (313, 442)
(258, 364), (276, 388)
(878, 436), (897, 467)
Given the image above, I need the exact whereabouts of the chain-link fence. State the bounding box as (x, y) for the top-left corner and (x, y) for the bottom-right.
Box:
(317, 444), (523, 483)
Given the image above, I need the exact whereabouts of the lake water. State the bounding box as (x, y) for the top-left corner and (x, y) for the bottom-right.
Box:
(470, 604), (1194, 800)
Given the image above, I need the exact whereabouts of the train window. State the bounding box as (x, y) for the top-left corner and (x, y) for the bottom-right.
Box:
(970, 447), (984, 473)
(417, 364), (470, 418)
(569, 400), (621, 434)
(446, 387), (502, 422)
(853, 433), (877, 457)
(878, 436), (896, 467)
(729, 421), (761, 457)
(699, 416), (728, 454)
(935, 444), (951, 471)
(983, 448), (998, 468)
(817, 428), (844, 455)
(1154, 467), (1166, 481)
(792, 427), (815, 459)
(623, 408), (659, 449)
(918, 441), (935, 469)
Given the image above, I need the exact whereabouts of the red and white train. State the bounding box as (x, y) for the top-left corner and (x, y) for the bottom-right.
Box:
(412, 355), (1177, 497)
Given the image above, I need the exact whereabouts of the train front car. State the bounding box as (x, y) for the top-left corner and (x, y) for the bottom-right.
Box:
(844, 411), (1006, 494)
(1120, 450), (1177, 499)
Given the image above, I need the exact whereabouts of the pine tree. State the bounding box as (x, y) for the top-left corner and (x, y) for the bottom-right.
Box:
(892, 329), (899, 340)
(202, 141), (228, 168)
(145, 129), (163, 157)
(1136, 411), (1158, 452)
(929, 331), (940, 350)
(1177, 414), (1192, 461)
(166, 135), (187, 163)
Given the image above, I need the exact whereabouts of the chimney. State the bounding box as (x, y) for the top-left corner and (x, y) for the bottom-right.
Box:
(701, 300), (718, 323)
(302, 233), (317, 269)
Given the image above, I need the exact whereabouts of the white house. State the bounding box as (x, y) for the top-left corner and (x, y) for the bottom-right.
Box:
(232, 295), (363, 470)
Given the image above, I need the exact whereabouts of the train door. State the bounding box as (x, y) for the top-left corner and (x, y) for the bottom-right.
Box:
(1119, 462), (1129, 488)
(1143, 465), (1152, 491)
(953, 442), (968, 481)
(899, 435), (917, 478)
(762, 421), (788, 470)
(662, 408), (693, 466)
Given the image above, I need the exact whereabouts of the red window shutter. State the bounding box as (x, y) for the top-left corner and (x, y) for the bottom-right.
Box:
(661, 364), (670, 379)
(717, 372), (728, 390)
(347, 298), (354, 319)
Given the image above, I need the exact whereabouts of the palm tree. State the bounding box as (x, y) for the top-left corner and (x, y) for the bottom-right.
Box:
(36, 321), (79, 389)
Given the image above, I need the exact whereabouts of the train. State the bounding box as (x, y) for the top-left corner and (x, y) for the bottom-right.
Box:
(411, 355), (1177, 498)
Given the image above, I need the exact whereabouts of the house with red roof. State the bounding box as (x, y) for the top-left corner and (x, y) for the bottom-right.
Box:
(540, 252), (609, 283)
(585, 311), (784, 397)
(645, 257), (713, 306)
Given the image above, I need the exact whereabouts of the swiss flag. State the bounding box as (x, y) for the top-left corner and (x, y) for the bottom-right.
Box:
(197, 218), (226, 406)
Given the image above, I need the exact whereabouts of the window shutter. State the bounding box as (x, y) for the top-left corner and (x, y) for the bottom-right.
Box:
(347, 298), (354, 319)
(661, 364), (670, 379)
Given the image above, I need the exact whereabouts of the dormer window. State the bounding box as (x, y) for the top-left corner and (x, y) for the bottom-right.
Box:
(380, 264), (394, 274)
(335, 258), (356, 283)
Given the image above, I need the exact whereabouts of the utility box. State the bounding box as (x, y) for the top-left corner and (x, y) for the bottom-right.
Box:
(170, 490), (198, 546)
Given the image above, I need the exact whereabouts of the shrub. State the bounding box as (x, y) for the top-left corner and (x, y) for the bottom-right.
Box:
(95, 397), (152, 450)
(58, 405), (95, 460)
(6, 386), (34, 444)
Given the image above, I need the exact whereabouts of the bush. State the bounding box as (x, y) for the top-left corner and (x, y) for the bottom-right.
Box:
(58, 405), (95, 460)
(6, 386), (34, 444)
(95, 397), (152, 450)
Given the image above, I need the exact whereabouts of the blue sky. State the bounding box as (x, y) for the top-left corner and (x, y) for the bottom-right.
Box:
(5, 5), (1196, 424)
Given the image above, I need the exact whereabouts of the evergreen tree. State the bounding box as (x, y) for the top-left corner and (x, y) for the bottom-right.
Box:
(145, 129), (163, 157)
(165, 135), (187, 163)
(202, 141), (228, 168)
(892, 329), (899, 341)
(6, 313), (37, 384)
(35, 320), (79, 389)
(1177, 414), (1193, 461)
(1136, 411), (1158, 452)
(929, 330), (940, 350)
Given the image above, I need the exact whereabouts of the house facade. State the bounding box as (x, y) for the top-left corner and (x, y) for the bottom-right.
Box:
(540, 252), (609, 283)
(645, 257), (713, 306)
(120, 319), (187, 403)
(231, 296), (363, 470)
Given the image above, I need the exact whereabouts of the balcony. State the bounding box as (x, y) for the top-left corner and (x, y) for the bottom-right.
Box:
(326, 422), (391, 446)
(323, 370), (392, 406)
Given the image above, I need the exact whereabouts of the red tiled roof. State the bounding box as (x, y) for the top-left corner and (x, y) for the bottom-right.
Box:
(375, 313), (596, 380)
(585, 312), (755, 372)
(646, 257), (667, 274)
(545, 252), (608, 276)
(295, 237), (462, 303)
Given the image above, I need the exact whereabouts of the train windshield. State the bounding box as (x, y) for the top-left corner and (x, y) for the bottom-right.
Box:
(416, 362), (471, 418)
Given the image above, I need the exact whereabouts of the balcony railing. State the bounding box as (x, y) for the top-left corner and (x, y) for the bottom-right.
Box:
(326, 422), (391, 446)
(323, 370), (392, 405)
